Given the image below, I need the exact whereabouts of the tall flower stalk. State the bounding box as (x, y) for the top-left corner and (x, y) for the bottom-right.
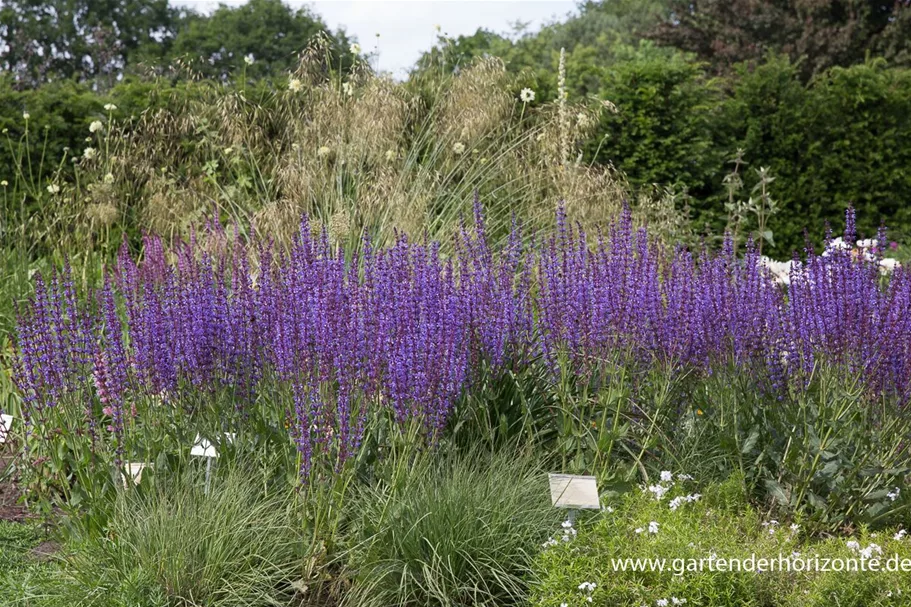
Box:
(12, 204), (911, 498)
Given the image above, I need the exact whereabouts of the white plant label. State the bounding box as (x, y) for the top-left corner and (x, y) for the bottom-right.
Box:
(122, 462), (151, 487)
(190, 432), (235, 458)
(0, 414), (12, 444)
(548, 473), (601, 510)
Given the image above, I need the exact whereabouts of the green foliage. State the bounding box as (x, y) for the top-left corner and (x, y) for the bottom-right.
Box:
(168, 0), (354, 80)
(779, 531), (911, 606)
(692, 366), (911, 533)
(530, 476), (784, 607)
(530, 475), (911, 607)
(0, 521), (42, 575)
(466, 353), (911, 534)
(587, 42), (725, 201)
(47, 465), (299, 607)
(0, 0), (354, 87)
(735, 57), (911, 252)
(0, 521), (59, 607)
(650, 0), (911, 79)
(343, 448), (559, 607)
(0, 0), (178, 86)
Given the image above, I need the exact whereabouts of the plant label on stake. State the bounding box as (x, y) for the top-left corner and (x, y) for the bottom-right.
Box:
(0, 414), (13, 445)
(191, 433), (235, 494)
(548, 473), (600, 524)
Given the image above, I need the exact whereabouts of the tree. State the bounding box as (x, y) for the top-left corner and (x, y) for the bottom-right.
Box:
(0, 0), (178, 87)
(412, 0), (671, 95)
(651, 0), (911, 78)
(167, 0), (354, 80)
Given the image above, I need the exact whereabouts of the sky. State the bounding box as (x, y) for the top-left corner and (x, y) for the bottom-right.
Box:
(175, 0), (579, 78)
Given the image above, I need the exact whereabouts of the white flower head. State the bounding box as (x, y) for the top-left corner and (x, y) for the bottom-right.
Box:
(104, 103), (117, 111)
(846, 540), (861, 553)
(46, 183), (60, 194)
(887, 487), (901, 501)
(288, 78), (303, 93)
(894, 529), (908, 541)
(317, 146), (331, 158)
(657, 599), (669, 607)
(648, 521), (659, 534)
(660, 471), (674, 483)
(452, 142), (466, 155)
(341, 82), (353, 96)
(647, 484), (670, 501)
(634, 527), (644, 534)
(1, 180), (8, 187)
(350, 43), (361, 54)
(577, 581), (596, 593)
(103, 172), (114, 184)
(22, 112), (30, 120)
(89, 120), (103, 133)
(83, 147), (97, 160)
(244, 54), (255, 65)
(519, 87), (535, 103)
(880, 258), (901, 274)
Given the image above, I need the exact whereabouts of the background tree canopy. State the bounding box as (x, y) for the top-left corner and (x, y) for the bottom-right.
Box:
(0, 0), (353, 86)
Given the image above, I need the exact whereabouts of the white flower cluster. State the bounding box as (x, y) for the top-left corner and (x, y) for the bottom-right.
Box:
(668, 493), (701, 511)
(647, 483), (670, 501)
(542, 519), (578, 548)
(887, 487), (901, 501)
(761, 520), (779, 535)
(846, 539), (883, 560)
(634, 521), (660, 535)
(894, 529), (908, 541)
(577, 581), (596, 603)
(759, 256), (796, 285)
(645, 471), (700, 511)
(823, 237), (902, 274)
(656, 598), (687, 606)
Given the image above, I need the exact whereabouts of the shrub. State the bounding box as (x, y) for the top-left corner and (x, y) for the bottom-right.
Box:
(779, 530), (911, 606)
(530, 475), (788, 607)
(587, 42), (726, 207)
(719, 56), (911, 253)
(48, 464), (299, 607)
(530, 475), (911, 607)
(342, 448), (559, 607)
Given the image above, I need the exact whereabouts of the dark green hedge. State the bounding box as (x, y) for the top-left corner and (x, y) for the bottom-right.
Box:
(590, 52), (911, 253)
